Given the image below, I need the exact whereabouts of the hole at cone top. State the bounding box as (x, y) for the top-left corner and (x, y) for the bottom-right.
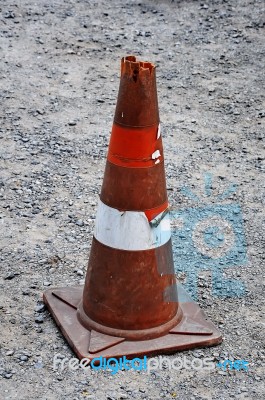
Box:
(123, 55), (155, 81)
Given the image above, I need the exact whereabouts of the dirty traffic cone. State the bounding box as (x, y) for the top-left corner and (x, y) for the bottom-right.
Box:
(43, 56), (222, 361)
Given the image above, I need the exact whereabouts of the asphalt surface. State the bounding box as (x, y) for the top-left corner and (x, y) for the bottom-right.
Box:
(0, 0), (264, 399)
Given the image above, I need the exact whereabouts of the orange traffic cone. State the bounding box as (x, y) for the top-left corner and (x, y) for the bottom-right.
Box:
(44, 56), (222, 361)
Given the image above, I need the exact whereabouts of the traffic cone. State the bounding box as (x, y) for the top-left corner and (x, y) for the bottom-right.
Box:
(43, 56), (222, 361)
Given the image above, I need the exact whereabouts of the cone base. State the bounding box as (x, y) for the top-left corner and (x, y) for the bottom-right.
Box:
(43, 284), (222, 362)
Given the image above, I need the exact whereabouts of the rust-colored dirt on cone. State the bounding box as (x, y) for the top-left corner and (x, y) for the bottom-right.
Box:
(43, 55), (222, 363)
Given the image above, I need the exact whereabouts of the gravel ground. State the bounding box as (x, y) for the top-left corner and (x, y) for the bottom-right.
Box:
(0, 0), (264, 399)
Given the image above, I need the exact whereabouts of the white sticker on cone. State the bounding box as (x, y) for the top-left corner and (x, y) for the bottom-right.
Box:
(152, 150), (161, 160)
(94, 200), (171, 251)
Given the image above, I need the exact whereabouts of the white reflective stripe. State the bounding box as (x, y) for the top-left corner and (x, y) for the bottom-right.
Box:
(94, 200), (171, 251)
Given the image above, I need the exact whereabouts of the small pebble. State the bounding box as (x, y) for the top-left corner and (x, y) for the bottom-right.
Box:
(35, 303), (46, 313)
(4, 272), (19, 280)
(35, 315), (44, 323)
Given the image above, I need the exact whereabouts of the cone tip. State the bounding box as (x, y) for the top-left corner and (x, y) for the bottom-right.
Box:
(121, 55), (156, 79)
(115, 55), (159, 127)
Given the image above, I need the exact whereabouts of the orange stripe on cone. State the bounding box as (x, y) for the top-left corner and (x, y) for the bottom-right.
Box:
(108, 123), (163, 168)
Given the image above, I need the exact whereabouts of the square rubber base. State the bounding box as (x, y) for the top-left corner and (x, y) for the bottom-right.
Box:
(43, 284), (222, 361)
